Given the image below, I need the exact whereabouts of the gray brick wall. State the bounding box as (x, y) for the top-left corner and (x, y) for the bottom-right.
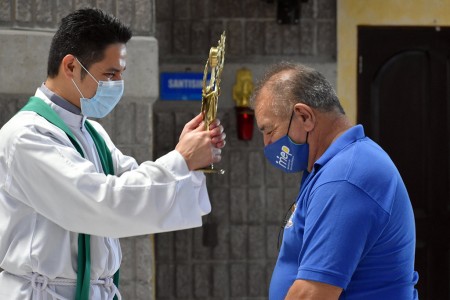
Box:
(153, 102), (304, 300)
(0, 94), (29, 125)
(0, 0), (155, 36)
(156, 0), (337, 62)
(0, 0), (337, 298)
(153, 1), (336, 299)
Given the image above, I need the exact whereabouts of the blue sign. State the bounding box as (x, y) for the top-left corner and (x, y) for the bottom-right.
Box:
(160, 72), (209, 101)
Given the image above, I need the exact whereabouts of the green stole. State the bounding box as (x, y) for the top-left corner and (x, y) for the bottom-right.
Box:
(20, 96), (119, 300)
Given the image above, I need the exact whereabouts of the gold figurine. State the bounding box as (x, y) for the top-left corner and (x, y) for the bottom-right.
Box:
(232, 68), (254, 108)
(199, 32), (226, 174)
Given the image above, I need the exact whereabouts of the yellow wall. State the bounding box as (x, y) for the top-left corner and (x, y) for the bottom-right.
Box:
(337, 0), (450, 123)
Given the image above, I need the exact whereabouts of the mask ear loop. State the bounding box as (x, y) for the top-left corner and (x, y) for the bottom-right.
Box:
(75, 57), (99, 84)
(286, 110), (295, 135)
(72, 57), (100, 99)
(289, 109), (309, 144)
(71, 79), (85, 99)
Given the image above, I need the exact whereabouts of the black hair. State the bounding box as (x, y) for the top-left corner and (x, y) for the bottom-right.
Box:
(47, 8), (132, 78)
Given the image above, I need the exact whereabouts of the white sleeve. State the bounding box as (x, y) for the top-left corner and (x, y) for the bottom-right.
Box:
(4, 120), (211, 238)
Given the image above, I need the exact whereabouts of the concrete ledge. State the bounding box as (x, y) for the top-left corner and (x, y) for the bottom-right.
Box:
(0, 30), (51, 95)
(0, 30), (158, 100)
(125, 36), (159, 99)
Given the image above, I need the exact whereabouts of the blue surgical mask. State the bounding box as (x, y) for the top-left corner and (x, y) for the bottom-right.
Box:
(72, 58), (124, 118)
(264, 111), (309, 173)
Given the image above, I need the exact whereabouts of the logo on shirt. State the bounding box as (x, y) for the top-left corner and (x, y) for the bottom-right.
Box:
(285, 204), (296, 228)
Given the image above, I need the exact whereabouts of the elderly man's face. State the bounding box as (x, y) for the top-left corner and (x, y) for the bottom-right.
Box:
(255, 87), (291, 146)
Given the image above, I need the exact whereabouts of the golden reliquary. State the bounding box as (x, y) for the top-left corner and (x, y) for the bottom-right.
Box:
(199, 32), (226, 174)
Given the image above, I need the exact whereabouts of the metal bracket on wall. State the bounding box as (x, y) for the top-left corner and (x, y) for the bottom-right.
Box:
(276, 0), (308, 25)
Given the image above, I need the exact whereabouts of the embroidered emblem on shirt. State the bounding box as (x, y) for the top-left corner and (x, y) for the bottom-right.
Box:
(285, 204), (296, 228)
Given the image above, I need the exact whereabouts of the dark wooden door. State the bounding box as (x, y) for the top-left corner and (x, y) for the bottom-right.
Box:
(358, 26), (450, 300)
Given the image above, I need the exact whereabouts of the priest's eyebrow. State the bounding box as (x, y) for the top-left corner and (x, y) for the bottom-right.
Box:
(106, 66), (126, 73)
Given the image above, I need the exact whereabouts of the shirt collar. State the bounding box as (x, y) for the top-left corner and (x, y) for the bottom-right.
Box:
(313, 124), (366, 170)
(35, 87), (87, 130)
(39, 82), (81, 115)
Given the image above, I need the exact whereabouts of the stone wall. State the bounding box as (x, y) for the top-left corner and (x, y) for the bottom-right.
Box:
(0, 1), (158, 299)
(0, 0), (155, 36)
(153, 0), (336, 299)
(156, 0), (336, 63)
(0, 0), (337, 298)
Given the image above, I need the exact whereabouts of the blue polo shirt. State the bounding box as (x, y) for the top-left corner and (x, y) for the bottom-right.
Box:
(269, 125), (418, 300)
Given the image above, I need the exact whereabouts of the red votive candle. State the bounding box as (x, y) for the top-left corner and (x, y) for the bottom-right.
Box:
(236, 107), (254, 140)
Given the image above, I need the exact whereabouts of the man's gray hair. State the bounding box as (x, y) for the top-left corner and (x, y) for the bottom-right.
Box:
(250, 62), (345, 117)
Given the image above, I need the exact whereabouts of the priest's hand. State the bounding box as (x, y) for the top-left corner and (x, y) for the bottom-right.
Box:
(176, 113), (226, 170)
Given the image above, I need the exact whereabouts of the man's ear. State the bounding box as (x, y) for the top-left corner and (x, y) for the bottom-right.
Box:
(61, 54), (76, 79)
(293, 103), (315, 132)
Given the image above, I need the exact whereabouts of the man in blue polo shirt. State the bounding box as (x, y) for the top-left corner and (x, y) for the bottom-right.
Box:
(252, 63), (418, 299)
